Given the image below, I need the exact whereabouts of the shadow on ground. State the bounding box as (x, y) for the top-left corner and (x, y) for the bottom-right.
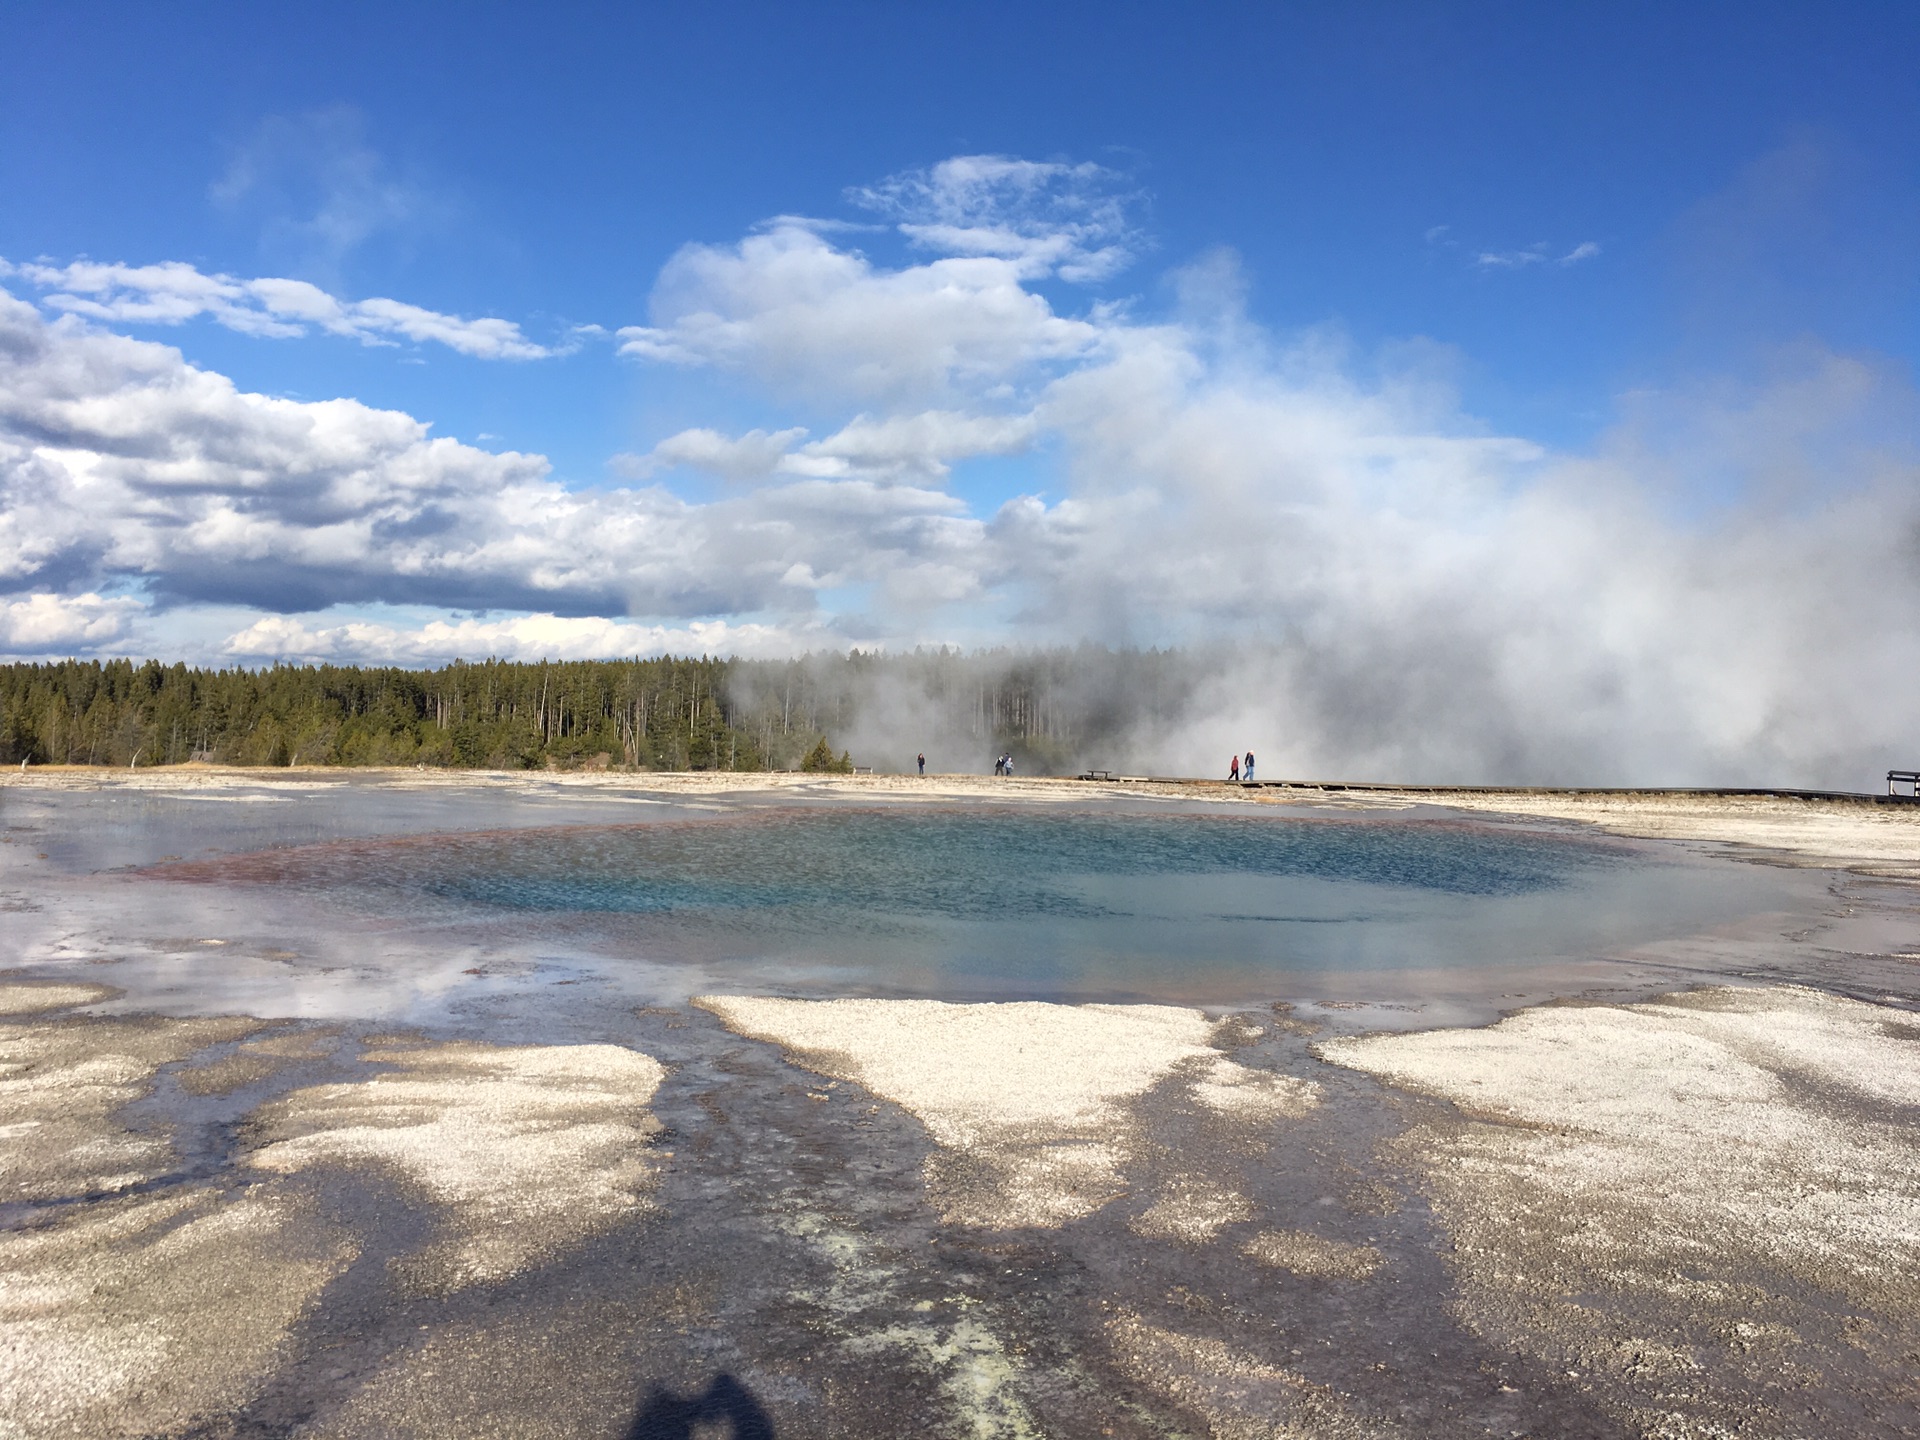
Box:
(626, 1373), (775, 1439)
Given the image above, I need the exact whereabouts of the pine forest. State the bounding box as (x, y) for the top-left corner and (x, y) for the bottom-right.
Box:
(0, 647), (1200, 776)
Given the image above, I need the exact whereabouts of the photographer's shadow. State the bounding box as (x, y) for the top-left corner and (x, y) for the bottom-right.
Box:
(623, 1372), (775, 1439)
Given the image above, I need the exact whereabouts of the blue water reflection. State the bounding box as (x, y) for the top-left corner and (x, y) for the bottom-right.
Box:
(416, 811), (1613, 916)
(138, 804), (1813, 999)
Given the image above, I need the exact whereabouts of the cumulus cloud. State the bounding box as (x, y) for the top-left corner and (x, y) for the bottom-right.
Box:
(614, 159), (1140, 403)
(615, 222), (1105, 404)
(9, 152), (1920, 786)
(0, 591), (141, 655)
(615, 426), (808, 481)
(626, 411), (1037, 483)
(3, 258), (555, 359)
(611, 177), (1920, 785)
(787, 410), (1038, 481)
(0, 287), (986, 631)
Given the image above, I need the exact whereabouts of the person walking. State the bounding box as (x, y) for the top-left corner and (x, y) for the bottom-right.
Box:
(917, 752), (926, 775)
(1228, 754), (1239, 782)
(1244, 751), (1255, 782)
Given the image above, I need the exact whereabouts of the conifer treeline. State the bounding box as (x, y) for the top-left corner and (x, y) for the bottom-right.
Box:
(0, 647), (1199, 774)
(0, 657), (805, 771)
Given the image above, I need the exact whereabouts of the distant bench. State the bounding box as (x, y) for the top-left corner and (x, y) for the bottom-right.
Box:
(1891, 770), (1920, 797)
(1080, 769), (1115, 781)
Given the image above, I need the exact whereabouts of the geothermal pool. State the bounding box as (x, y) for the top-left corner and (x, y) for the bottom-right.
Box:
(6, 773), (1917, 1440)
(0, 777), (1829, 1016)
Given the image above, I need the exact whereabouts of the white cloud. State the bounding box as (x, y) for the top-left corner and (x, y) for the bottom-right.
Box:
(0, 288), (986, 629)
(7, 154), (1920, 788)
(848, 154), (1141, 282)
(3, 258), (554, 359)
(1475, 240), (1602, 269)
(600, 186), (1920, 784)
(626, 411), (1038, 484)
(0, 591), (141, 655)
(616, 426), (808, 481)
(615, 222), (1104, 405)
(222, 611), (827, 665)
(787, 410), (1038, 480)
(1476, 244), (1549, 268)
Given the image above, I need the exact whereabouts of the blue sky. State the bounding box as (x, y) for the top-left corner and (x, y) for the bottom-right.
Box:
(9, 3), (1915, 467)
(2, 2), (1919, 780)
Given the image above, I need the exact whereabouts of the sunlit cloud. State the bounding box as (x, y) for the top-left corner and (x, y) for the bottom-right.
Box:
(615, 222), (1105, 405)
(5, 154), (1918, 786)
(2, 257), (556, 359)
(0, 591), (141, 655)
(848, 154), (1144, 283)
(221, 610), (830, 665)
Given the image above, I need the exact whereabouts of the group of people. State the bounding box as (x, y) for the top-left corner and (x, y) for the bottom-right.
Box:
(1228, 751), (1256, 782)
(914, 751), (1016, 775)
(908, 751), (1018, 776)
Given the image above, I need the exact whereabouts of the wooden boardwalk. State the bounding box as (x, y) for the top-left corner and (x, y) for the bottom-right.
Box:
(1076, 773), (1920, 806)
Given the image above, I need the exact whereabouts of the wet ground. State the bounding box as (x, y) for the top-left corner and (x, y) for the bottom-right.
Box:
(6, 771), (1920, 1438)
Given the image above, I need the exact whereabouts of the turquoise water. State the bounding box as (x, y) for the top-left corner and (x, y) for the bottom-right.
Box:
(424, 811), (1605, 908)
(131, 801), (1818, 1002)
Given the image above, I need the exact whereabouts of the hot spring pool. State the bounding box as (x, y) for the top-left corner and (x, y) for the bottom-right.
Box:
(49, 784), (1828, 1007)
